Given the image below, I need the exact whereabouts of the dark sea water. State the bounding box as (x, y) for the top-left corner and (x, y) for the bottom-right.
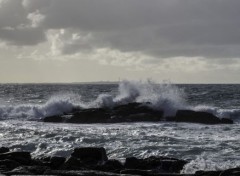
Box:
(0, 81), (240, 173)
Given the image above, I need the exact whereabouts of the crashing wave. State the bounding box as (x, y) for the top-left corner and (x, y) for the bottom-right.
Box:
(0, 80), (239, 121)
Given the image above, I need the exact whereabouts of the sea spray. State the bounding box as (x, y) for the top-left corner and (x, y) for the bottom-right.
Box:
(86, 80), (187, 116)
(114, 80), (187, 116)
(0, 93), (83, 120)
(0, 81), (240, 121)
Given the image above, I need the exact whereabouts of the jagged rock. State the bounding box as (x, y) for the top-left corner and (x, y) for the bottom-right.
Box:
(71, 147), (108, 165)
(175, 110), (223, 124)
(0, 147), (9, 154)
(0, 151), (32, 165)
(50, 156), (66, 169)
(124, 156), (187, 173)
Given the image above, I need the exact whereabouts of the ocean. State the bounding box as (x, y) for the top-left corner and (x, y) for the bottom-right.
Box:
(0, 81), (240, 173)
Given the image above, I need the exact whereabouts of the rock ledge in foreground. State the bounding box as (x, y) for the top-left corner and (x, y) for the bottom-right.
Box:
(0, 146), (239, 176)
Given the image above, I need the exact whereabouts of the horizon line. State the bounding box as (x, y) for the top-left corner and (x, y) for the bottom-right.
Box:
(0, 81), (240, 85)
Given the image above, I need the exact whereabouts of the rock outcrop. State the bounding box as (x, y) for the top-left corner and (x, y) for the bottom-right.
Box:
(43, 102), (233, 125)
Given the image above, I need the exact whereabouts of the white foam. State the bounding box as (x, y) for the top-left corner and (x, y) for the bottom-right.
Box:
(0, 93), (83, 120)
(0, 80), (239, 121)
(88, 80), (187, 116)
(191, 105), (240, 121)
(114, 80), (187, 116)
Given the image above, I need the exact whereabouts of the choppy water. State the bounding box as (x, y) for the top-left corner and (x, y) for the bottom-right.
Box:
(0, 81), (240, 173)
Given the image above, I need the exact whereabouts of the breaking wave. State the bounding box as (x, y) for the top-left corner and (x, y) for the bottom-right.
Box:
(0, 80), (240, 121)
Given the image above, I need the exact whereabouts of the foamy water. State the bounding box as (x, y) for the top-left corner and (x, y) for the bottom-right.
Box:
(0, 81), (240, 173)
(0, 120), (239, 174)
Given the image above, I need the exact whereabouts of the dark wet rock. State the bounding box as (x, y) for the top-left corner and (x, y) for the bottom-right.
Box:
(112, 113), (162, 123)
(120, 169), (156, 175)
(50, 156), (66, 169)
(96, 159), (124, 173)
(124, 156), (187, 173)
(121, 169), (193, 176)
(72, 147), (108, 165)
(0, 159), (20, 170)
(220, 118), (233, 124)
(34, 155), (51, 162)
(63, 156), (84, 170)
(43, 102), (233, 125)
(113, 102), (160, 116)
(195, 170), (221, 176)
(43, 115), (63, 123)
(44, 169), (131, 176)
(0, 147), (9, 154)
(43, 103), (163, 124)
(165, 116), (176, 122)
(112, 102), (143, 115)
(66, 108), (111, 123)
(219, 167), (240, 176)
(3, 165), (50, 175)
(175, 110), (223, 124)
(0, 151), (32, 165)
(31, 156), (52, 167)
(0, 165), (9, 173)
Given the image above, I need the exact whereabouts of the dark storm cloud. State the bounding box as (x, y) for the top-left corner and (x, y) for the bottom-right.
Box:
(1, 0), (240, 58)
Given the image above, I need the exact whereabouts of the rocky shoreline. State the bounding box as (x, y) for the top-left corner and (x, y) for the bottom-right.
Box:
(0, 146), (239, 176)
(43, 102), (233, 125)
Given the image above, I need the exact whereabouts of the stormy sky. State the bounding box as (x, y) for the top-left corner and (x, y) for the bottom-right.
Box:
(0, 0), (240, 83)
